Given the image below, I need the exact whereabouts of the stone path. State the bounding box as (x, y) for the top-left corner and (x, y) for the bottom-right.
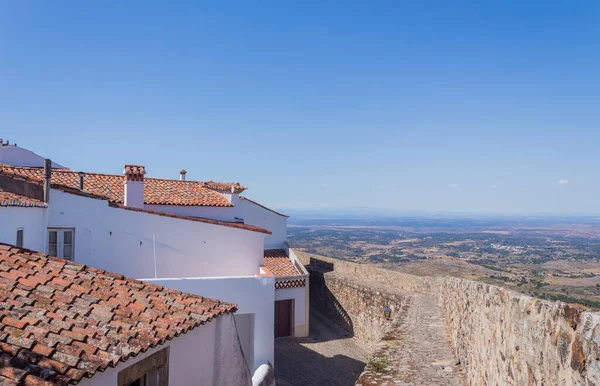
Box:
(356, 293), (465, 386)
(275, 307), (368, 386)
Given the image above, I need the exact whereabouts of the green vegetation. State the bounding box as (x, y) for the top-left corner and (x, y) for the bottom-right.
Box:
(368, 356), (390, 373)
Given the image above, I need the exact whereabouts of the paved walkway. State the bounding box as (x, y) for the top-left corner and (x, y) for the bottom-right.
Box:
(275, 307), (368, 386)
(356, 293), (464, 386)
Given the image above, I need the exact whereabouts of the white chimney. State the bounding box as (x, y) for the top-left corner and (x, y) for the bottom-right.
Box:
(123, 164), (146, 208)
(180, 169), (187, 181)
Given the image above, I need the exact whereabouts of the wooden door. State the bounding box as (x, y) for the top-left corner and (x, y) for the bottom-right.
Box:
(274, 299), (292, 337)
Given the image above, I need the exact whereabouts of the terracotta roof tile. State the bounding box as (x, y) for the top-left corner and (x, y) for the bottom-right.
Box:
(263, 249), (301, 277)
(0, 166), (233, 207)
(203, 181), (247, 194)
(0, 189), (46, 208)
(0, 243), (237, 385)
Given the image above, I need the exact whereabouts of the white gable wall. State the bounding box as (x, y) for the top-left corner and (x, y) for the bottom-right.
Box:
(238, 199), (287, 249)
(145, 204), (236, 222)
(0, 145), (65, 168)
(144, 275), (275, 373)
(0, 207), (47, 251)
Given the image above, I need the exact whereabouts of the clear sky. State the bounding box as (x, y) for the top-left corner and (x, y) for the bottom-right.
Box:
(1, 1), (599, 214)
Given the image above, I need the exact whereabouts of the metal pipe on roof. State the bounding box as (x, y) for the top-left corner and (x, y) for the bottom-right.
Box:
(43, 159), (51, 203)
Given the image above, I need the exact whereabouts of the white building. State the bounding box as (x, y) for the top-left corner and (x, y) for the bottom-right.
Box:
(0, 242), (252, 386)
(0, 146), (309, 379)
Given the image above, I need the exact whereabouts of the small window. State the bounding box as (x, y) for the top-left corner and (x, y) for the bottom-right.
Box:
(16, 229), (23, 248)
(118, 347), (169, 386)
(47, 228), (75, 261)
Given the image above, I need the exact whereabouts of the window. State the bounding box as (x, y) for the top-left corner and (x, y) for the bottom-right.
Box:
(47, 229), (75, 261)
(118, 347), (169, 386)
(16, 229), (23, 248)
(129, 370), (160, 386)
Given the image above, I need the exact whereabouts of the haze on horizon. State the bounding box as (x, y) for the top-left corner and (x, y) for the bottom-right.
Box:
(1, 1), (599, 215)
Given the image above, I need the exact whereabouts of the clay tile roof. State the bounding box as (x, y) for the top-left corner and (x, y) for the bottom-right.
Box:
(203, 181), (247, 194)
(123, 165), (146, 175)
(240, 196), (289, 218)
(0, 166), (233, 207)
(0, 189), (47, 208)
(0, 242), (237, 385)
(263, 249), (301, 277)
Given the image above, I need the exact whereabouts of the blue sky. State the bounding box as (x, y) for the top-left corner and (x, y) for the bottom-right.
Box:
(1, 1), (599, 214)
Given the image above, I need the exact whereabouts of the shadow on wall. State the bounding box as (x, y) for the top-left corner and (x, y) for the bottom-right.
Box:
(307, 258), (355, 339)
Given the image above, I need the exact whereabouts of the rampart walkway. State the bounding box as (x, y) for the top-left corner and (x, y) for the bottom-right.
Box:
(356, 292), (464, 385)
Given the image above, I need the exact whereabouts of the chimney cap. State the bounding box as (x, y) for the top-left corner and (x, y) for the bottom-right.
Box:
(180, 169), (187, 174)
(123, 165), (146, 175)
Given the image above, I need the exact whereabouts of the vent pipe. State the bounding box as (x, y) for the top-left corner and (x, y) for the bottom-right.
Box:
(43, 159), (51, 203)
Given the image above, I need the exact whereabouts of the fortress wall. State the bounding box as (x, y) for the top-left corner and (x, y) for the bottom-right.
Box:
(309, 266), (405, 348)
(434, 276), (600, 386)
(301, 253), (600, 385)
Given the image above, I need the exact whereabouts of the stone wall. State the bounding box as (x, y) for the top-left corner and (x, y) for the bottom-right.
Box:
(300, 254), (600, 385)
(307, 262), (405, 348)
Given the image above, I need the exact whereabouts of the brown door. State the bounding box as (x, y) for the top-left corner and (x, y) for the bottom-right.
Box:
(274, 299), (292, 337)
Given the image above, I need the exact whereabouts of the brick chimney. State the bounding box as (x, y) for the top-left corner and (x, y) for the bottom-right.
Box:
(123, 165), (146, 208)
(179, 169), (187, 181)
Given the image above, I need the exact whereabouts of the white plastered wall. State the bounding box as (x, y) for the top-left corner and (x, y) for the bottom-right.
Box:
(0, 145), (65, 168)
(0, 207), (47, 251)
(45, 190), (265, 278)
(238, 198), (287, 249)
(145, 204), (236, 222)
(144, 275), (275, 373)
(275, 286), (309, 337)
(81, 314), (251, 386)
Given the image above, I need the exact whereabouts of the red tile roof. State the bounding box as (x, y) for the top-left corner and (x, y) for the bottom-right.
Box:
(109, 203), (272, 235)
(204, 181), (247, 194)
(0, 189), (47, 208)
(0, 243), (237, 385)
(263, 249), (301, 277)
(0, 166), (234, 207)
(240, 196), (289, 218)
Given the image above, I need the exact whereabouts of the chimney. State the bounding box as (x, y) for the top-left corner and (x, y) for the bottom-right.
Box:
(179, 169), (187, 181)
(43, 159), (51, 203)
(123, 165), (146, 208)
(79, 172), (84, 190)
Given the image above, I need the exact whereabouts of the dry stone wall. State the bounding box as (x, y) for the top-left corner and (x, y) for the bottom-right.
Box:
(299, 253), (600, 385)
(308, 263), (405, 348)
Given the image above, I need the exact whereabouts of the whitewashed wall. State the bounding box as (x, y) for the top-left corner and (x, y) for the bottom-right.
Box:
(145, 204), (236, 222)
(0, 207), (47, 251)
(238, 199), (287, 249)
(46, 190), (265, 278)
(0, 145), (65, 168)
(275, 287), (306, 330)
(144, 275), (275, 373)
(81, 314), (251, 386)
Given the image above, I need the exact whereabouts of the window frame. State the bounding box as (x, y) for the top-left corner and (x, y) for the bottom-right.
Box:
(118, 347), (169, 386)
(47, 228), (75, 261)
(16, 228), (24, 248)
